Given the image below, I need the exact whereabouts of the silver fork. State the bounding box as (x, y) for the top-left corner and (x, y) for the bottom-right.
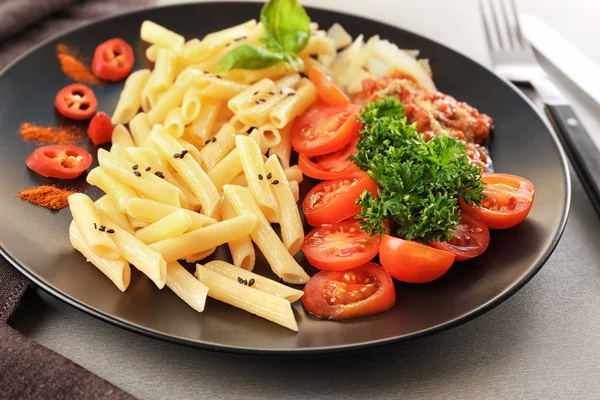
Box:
(480, 0), (600, 214)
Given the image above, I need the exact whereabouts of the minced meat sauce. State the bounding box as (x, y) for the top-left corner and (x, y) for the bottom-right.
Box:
(353, 73), (494, 170)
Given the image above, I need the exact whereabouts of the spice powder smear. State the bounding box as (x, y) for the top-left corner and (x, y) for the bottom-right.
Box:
(56, 43), (100, 85)
(17, 185), (77, 210)
(18, 123), (84, 145)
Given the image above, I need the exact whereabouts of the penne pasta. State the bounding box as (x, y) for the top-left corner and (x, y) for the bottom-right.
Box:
(150, 214), (257, 262)
(221, 198), (255, 271)
(68, 193), (121, 260)
(141, 21), (185, 50)
(147, 84), (186, 125)
(86, 167), (138, 214)
(181, 88), (202, 124)
(196, 265), (298, 331)
(227, 78), (275, 114)
(69, 222), (130, 292)
(184, 98), (221, 143)
(126, 198), (216, 231)
(142, 48), (178, 112)
(257, 124), (281, 148)
(289, 180), (300, 203)
(265, 156), (304, 255)
(111, 124), (136, 148)
(112, 69), (151, 124)
(191, 75), (249, 100)
(164, 107), (186, 137)
(283, 165), (303, 184)
(135, 210), (192, 244)
(99, 214), (167, 289)
(204, 260), (303, 302)
(222, 185), (309, 284)
(166, 262), (209, 313)
(129, 112), (152, 147)
(268, 122), (293, 168)
(270, 79), (317, 128)
(145, 44), (160, 62)
(94, 195), (134, 235)
(184, 247), (216, 263)
(127, 215), (150, 230)
(198, 123), (237, 171)
(236, 135), (279, 222)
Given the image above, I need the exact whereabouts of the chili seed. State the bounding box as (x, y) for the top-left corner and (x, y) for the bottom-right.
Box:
(258, 174), (264, 180)
(237, 277), (244, 284)
(266, 172), (272, 179)
(248, 278), (255, 287)
(145, 167), (151, 172)
(272, 179), (279, 185)
(134, 171), (142, 177)
(106, 229), (115, 234)
(132, 164), (139, 170)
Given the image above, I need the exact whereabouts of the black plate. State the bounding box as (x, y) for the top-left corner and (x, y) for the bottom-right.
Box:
(0, 2), (570, 354)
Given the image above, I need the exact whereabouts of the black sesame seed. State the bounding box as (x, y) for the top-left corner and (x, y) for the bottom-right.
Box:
(225, 43), (231, 47)
(216, 74), (222, 79)
(243, 279), (248, 285)
(181, 150), (189, 155)
(246, 127), (255, 134)
(268, 91), (275, 95)
(258, 174), (264, 180)
(94, 222), (97, 229)
(154, 171), (162, 177)
(132, 164), (139, 170)
(205, 139), (211, 144)
(173, 153), (181, 159)
(98, 225), (106, 232)
(272, 179), (279, 185)
(145, 167), (151, 172)
(259, 99), (267, 103)
(237, 277), (244, 284)
(211, 137), (217, 143)
(203, 70), (210, 74)
(266, 172), (272, 179)
(253, 91), (259, 95)
(248, 278), (255, 287)
(255, 100), (260, 105)
(106, 229), (115, 234)
(134, 171), (142, 177)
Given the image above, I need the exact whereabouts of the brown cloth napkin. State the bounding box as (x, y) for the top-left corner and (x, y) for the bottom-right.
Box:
(0, 0), (153, 398)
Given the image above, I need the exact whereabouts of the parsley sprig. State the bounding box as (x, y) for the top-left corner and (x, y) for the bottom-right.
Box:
(350, 97), (484, 243)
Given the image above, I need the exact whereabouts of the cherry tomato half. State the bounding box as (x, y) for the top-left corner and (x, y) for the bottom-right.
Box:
(379, 235), (455, 283)
(26, 145), (92, 179)
(302, 172), (378, 226)
(55, 84), (98, 120)
(302, 262), (396, 320)
(88, 112), (114, 145)
(302, 220), (380, 270)
(430, 212), (490, 261)
(308, 66), (350, 106)
(292, 103), (361, 157)
(460, 173), (535, 229)
(92, 38), (135, 81)
(298, 138), (359, 180)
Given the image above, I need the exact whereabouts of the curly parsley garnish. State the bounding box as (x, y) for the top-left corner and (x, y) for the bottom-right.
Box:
(350, 97), (484, 243)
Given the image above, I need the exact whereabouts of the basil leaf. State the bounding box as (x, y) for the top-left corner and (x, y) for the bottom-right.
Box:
(261, 0), (311, 54)
(217, 45), (284, 71)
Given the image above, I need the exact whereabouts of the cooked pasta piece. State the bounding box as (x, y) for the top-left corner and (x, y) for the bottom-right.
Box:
(265, 155), (304, 255)
(236, 135), (279, 222)
(141, 21), (185, 50)
(135, 210), (192, 244)
(257, 124), (281, 148)
(86, 167), (138, 213)
(127, 215), (150, 230)
(147, 84), (186, 125)
(191, 75), (249, 100)
(166, 262), (209, 313)
(126, 198), (216, 230)
(181, 88), (202, 124)
(129, 112), (152, 147)
(145, 44), (160, 62)
(228, 78), (275, 114)
(222, 185), (309, 284)
(204, 260), (303, 302)
(270, 79), (317, 128)
(150, 214), (257, 262)
(183, 20), (257, 62)
(112, 69), (151, 124)
(97, 149), (187, 209)
(184, 98), (221, 143)
(149, 126), (220, 216)
(69, 222), (130, 292)
(221, 198), (255, 271)
(164, 107), (186, 137)
(198, 123), (237, 171)
(283, 165), (303, 183)
(268, 123), (293, 168)
(142, 48), (178, 111)
(99, 214), (167, 289)
(111, 124), (136, 148)
(68, 193), (121, 260)
(196, 265), (298, 332)
(184, 247), (216, 263)
(94, 195), (134, 235)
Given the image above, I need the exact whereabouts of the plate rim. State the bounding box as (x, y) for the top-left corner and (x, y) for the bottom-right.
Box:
(0, 1), (572, 355)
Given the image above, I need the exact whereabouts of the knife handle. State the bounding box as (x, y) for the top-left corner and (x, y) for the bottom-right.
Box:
(545, 104), (600, 213)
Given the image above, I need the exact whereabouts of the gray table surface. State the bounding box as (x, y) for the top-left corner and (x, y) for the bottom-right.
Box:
(9, 0), (600, 398)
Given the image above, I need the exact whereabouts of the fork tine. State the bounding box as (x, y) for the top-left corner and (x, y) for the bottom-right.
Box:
(499, 0), (517, 49)
(489, 0), (508, 50)
(478, 0), (496, 51)
(507, 0), (527, 49)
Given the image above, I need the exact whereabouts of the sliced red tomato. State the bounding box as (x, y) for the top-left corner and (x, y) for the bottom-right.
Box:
(291, 103), (361, 157)
(55, 84), (97, 120)
(379, 235), (455, 283)
(430, 212), (490, 261)
(92, 38), (135, 81)
(88, 112), (114, 145)
(460, 173), (534, 229)
(302, 172), (378, 226)
(308, 66), (350, 106)
(302, 221), (380, 270)
(298, 138), (359, 180)
(301, 262), (396, 320)
(26, 145), (92, 179)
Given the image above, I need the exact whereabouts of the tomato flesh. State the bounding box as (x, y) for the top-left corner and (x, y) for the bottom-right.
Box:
(298, 138), (359, 180)
(302, 172), (378, 226)
(55, 84), (97, 120)
(26, 145), (92, 179)
(379, 235), (455, 283)
(308, 66), (350, 106)
(430, 212), (490, 261)
(302, 221), (380, 270)
(460, 173), (534, 229)
(292, 104), (361, 157)
(92, 38), (135, 81)
(302, 262), (396, 320)
(88, 112), (114, 145)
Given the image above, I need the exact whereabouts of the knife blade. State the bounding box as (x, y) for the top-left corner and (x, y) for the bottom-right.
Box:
(521, 15), (600, 106)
